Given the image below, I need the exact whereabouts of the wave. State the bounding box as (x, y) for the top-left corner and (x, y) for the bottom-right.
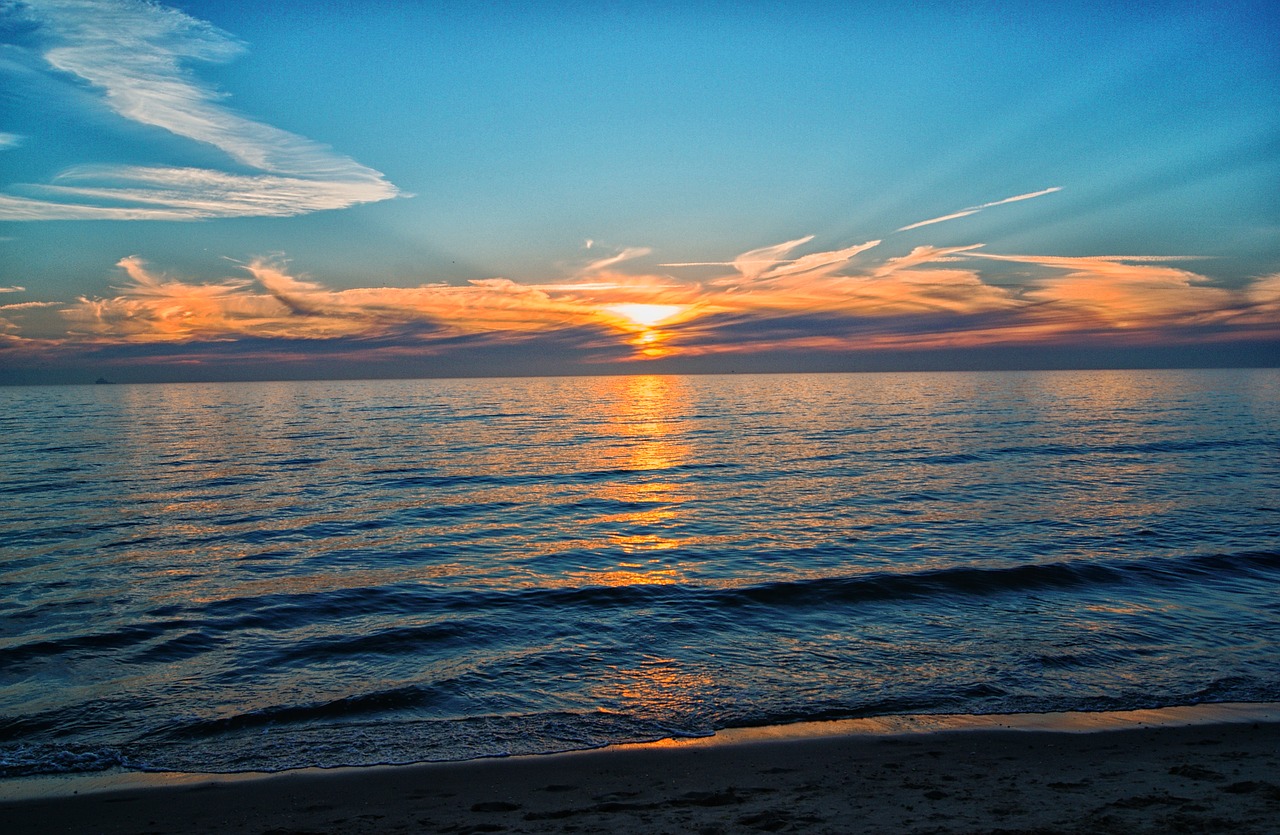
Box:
(155, 685), (434, 739)
(412, 547), (1280, 612)
(361, 461), (741, 490)
(917, 436), (1266, 465)
(0, 744), (136, 778)
(4, 549), (1274, 674)
(727, 549), (1280, 607)
(7, 684), (1278, 778)
(0, 708), (704, 777)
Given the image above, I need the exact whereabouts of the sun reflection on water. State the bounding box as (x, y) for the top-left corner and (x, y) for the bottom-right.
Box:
(592, 655), (717, 716)
(580, 376), (695, 585)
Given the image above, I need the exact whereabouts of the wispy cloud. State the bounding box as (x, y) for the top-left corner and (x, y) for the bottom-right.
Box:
(729, 235), (816, 281)
(0, 193), (198, 221)
(583, 247), (652, 274)
(664, 236), (882, 287)
(0, 133), (23, 150)
(874, 244), (986, 276)
(0, 0), (399, 221)
(747, 239), (882, 282)
(978, 187), (1062, 209)
(661, 235), (814, 274)
(896, 187), (1061, 232)
(0, 286), (27, 293)
(5, 165), (398, 220)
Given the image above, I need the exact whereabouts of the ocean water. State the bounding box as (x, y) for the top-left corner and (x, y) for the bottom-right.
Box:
(1, 369), (1278, 779)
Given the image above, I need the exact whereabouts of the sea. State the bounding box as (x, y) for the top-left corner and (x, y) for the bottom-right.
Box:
(1, 369), (1278, 781)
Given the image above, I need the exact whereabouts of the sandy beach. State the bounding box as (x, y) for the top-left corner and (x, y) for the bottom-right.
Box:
(5, 706), (1279, 834)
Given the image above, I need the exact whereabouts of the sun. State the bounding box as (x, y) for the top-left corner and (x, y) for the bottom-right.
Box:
(603, 303), (687, 327)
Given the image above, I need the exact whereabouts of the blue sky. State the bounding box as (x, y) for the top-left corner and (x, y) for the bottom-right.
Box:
(1, 0), (1277, 382)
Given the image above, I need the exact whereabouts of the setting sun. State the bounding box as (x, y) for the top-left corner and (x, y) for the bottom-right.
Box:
(603, 303), (688, 328)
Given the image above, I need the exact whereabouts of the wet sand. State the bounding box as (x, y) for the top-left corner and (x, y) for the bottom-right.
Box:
(5, 706), (1279, 834)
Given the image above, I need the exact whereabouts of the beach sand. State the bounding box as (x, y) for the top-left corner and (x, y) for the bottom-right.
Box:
(5, 707), (1279, 834)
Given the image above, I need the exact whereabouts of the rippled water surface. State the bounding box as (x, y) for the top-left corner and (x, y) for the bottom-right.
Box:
(2, 370), (1278, 777)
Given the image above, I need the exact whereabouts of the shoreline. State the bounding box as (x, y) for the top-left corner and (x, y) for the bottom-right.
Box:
(5, 703), (1280, 833)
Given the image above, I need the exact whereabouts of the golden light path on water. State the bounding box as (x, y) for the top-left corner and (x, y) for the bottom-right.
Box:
(582, 374), (690, 586)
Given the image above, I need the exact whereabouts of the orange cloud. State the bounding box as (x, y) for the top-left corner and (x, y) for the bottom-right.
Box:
(967, 253), (1239, 327)
(1246, 274), (1280, 308)
(10, 235), (1279, 370)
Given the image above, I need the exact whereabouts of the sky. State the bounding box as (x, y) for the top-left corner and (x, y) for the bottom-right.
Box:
(1, 0), (1278, 384)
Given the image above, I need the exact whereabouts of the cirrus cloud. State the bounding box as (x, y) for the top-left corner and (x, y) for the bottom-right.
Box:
(895, 187), (1062, 232)
(0, 0), (400, 221)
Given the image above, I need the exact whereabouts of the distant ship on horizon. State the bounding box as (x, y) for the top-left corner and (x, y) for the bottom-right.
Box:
(94, 376), (115, 385)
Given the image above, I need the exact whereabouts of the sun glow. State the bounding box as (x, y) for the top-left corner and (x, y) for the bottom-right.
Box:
(603, 303), (687, 327)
